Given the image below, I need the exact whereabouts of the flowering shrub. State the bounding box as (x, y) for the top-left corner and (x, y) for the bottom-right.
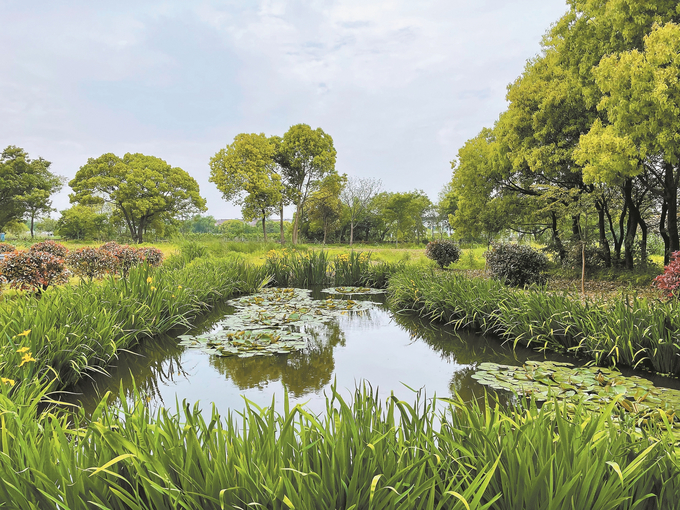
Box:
(653, 250), (680, 299)
(66, 247), (116, 281)
(29, 240), (69, 258)
(485, 243), (548, 287)
(137, 247), (164, 267)
(111, 244), (142, 277)
(0, 250), (69, 292)
(0, 243), (16, 254)
(425, 240), (461, 269)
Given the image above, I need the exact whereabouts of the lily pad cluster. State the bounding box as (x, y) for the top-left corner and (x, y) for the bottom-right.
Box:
(472, 361), (680, 421)
(321, 287), (387, 295)
(178, 287), (376, 358)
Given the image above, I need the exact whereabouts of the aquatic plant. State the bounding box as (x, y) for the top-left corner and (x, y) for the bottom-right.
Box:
(333, 250), (371, 286)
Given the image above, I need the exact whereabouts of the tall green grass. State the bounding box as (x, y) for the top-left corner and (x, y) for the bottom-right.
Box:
(0, 259), (267, 390)
(389, 267), (680, 376)
(0, 382), (676, 509)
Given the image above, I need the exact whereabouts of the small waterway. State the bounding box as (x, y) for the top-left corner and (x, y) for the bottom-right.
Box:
(65, 288), (680, 417)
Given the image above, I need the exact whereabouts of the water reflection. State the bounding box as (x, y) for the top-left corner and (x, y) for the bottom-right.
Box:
(64, 292), (680, 419)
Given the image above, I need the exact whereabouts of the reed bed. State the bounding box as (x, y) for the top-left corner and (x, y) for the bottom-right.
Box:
(0, 258), (267, 391)
(389, 267), (680, 376)
(0, 382), (676, 509)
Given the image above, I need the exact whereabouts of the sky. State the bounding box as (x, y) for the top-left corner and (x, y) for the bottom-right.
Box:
(1, 0), (568, 220)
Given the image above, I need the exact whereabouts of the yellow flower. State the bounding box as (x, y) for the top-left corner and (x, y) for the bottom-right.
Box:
(150, 286), (156, 291)
(147, 276), (153, 283)
(171, 294), (175, 298)
(16, 346), (30, 354)
(1, 378), (15, 386)
(19, 352), (36, 367)
(16, 330), (31, 337)
(177, 285), (182, 289)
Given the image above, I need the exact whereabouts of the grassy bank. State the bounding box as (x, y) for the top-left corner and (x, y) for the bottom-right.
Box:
(1, 384), (677, 509)
(389, 266), (680, 377)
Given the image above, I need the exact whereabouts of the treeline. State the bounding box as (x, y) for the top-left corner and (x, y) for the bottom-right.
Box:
(445, 1), (680, 269)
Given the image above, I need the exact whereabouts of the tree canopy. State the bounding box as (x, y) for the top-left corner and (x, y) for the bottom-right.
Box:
(70, 153), (206, 243)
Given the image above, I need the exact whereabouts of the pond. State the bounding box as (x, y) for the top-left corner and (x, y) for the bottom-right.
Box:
(65, 287), (680, 418)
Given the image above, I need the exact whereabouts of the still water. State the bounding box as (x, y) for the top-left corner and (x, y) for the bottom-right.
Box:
(65, 289), (680, 417)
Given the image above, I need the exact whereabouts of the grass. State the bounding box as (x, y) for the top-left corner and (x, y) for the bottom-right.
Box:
(0, 382), (677, 509)
(389, 266), (680, 377)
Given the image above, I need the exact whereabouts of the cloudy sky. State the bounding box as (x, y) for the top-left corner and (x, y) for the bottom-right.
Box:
(1, 0), (567, 219)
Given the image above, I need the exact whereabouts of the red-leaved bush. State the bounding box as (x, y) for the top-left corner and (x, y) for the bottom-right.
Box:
(30, 240), (69, 258)
(110, 244), (142, 277)
(653, 251), (680, 298)
(0, 243), (16, 254)
(66, 247), (116, 281)
(137, 247), (164, 267)
(99, 241), (122, 254)
(0, 250), (69, 292)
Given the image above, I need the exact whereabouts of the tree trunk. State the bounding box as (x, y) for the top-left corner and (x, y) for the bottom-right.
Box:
(262, 213), (268, 243)
(279, 203), (285, 245)
(639, 214), (648, 267)
(550, 212), (567, 262)
(595, 199), (611, 268)
(349, 221), (355, 246)
(623, 179), (638, 270)
(581, 241), (586, 296)
(292, 204), (302, 244)
(664, 163), (679, 260)
(30, 213), (35, 239)
(323, 218), (328, 245)
(660, 201), (670, 265)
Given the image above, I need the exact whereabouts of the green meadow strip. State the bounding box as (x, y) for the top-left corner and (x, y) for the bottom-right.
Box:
(0, 382), (677, 509)
(388, 267), (680, 376)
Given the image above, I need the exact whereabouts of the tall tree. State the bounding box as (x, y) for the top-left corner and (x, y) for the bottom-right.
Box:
(0, 146), (62, 233)
(70, 153), (206, 243)
(277, 124), (337, 244)
(340, 177), (382, 246)
(210, 133), (283, 242)
(308, 173), (347, 245)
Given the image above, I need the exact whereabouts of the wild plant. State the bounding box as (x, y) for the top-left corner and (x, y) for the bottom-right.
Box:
(0, 250), (69, 293)
(29, 239), (69, 258)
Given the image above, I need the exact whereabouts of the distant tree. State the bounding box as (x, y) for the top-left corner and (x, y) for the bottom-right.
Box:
(383, 192), (420, 246)
(185, 215), (219, 234)
(340, 177), (382, 246)
(70, 153), (206, 243)
(34, 217), (58, 234)
(308, 173), (347, 245)
(0, 146), (63, 234)
(210, 133), (282, 242)
(277, 124), (337, 244)
(56, 205), (114, 241)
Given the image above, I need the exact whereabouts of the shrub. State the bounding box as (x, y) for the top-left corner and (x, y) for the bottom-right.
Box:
(563, 243), (606, 270)
(425, 240), (461, 269)
(66, 247), (116, 282)
(653, 250), (680, 299)
(110, 245), (142, 277)
(29, 240), (69, 258)
(137, 247), (164, 267)
(0, 243), (16, 254)
(100, 241), (122, 254)
(485, 243), (548, 287)
(0, 250), (69, 292)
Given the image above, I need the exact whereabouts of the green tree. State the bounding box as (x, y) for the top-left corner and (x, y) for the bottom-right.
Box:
(210, 133), (282, 242)
(340, 177), (382, 246)
(277, 124), (337, 244)
(70, 153), (206, 243)
(56, 205), (113, 240)
(0, 146), (62, 234)
(307, 173), (347, 244)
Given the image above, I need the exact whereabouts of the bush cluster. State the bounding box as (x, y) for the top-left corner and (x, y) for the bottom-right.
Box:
(425, 240), (461, 269)
(485, 243), (548, 287)
(0, 250), (69, 292)
(66, 247), (116, 282)
(137, 247), (164, 267)
(653, 250), (680, 298)
(0, 243), (16, 254)
(29, 240), (69, 258)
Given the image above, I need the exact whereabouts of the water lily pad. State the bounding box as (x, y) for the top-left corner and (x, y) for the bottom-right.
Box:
(321, 287), (386, 295)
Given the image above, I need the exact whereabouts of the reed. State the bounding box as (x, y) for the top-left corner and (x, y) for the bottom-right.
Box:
(0, 382), (675, 509)
(389, 267), (680, 376)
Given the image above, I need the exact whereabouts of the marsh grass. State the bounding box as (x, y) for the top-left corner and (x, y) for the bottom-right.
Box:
(0, 382), (676, 509)
(389, 267), (680, 376)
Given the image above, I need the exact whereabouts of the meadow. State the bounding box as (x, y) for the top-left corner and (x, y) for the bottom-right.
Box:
(0, 238), (678, 509)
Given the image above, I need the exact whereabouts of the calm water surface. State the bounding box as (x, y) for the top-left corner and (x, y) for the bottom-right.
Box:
(66, 289), (680, 417)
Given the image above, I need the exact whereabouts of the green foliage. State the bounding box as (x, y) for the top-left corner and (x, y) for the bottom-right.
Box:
(333, 251), (371, 286)
(307, 173), (346, 244)
(425, 239), (461, 269)
(70, 152), (206, 243)
(0, 250), (69, 293)
(66, 247), (116, 282)
(56, 204), (114, 241)
(485, 243), (548, 287)
(264, 249), (332, 287)
(390, 267), (680, 376)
